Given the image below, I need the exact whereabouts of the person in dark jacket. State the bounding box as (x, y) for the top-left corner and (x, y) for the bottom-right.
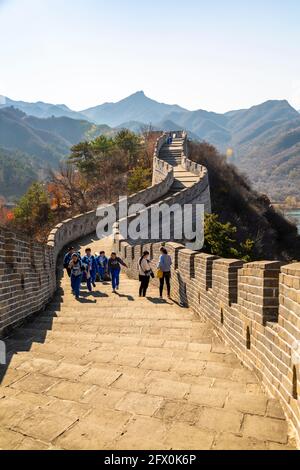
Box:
(63, 247), (75, 277)
(158, 247), (172, 299)
(138, 251), (153, 297)
(82, 248), (97, 292)
(108, 253), (127, 293)
(96, 251), (109, 282)
(69, 253), (84, 300)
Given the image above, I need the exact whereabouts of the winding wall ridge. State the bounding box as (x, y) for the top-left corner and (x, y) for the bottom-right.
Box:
(0, 130), (299, 445)
(0, 144), (174, 336)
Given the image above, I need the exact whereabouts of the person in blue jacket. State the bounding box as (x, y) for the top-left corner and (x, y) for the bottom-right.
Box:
(69, 253), (84, 300)
(97, 251), (108, 282)
(108, 253), (127, 294)
(82, 248), (97, 292)
(167, 134), (173, 145)
(63, 247), (75, 277)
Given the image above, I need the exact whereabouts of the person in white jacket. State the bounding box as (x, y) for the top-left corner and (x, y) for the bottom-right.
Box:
(138, 251), (153, 297)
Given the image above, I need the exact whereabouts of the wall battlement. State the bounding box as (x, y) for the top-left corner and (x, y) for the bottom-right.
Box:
(113, 235), (300, 443)
(0, 227), (56, 336)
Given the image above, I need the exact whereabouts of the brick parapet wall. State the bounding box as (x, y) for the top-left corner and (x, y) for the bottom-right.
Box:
(152, 133), (171, 185)
(0, 143), (174, 335)
(113, 234), (300, 443)
(0, 226), (56, 336)
(118, 166), (211, 245)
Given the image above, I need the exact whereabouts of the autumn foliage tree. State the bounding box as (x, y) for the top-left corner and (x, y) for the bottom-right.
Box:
(12, 183), (52, 239)
(53, 130), (155, 211)
(10, 129), (159, 240)
(0, 197), (14, 226)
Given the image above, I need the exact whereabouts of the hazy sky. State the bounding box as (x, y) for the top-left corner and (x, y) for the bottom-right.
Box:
(1, 0), (300, 112)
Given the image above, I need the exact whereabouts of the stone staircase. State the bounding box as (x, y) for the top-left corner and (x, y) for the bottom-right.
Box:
(158, 137), (200, 193)
(159, 138), (183, 166)
(0, 235), (295, 450)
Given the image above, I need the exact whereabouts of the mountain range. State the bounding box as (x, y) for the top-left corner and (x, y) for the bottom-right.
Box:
(0, 107), (115, 200)
(0, 106), (114, 165)
(0, 91), (299, 201)
(0, 96), (88, 121)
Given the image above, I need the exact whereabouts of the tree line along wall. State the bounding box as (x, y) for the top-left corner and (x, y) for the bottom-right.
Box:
(113, 235), (300, 444)
(48, 156), (174, 265)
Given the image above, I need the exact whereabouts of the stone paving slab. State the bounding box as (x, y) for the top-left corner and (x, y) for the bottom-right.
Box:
(0, 236), (296, 450)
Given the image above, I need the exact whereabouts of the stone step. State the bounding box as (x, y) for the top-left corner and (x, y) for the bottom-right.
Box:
(173, 184), (198, 190)
(18, 321), (208, 339)
(160, 152), (182, 156)
(162, 162), (181, 167)
(10, 324), (212, 348)
(162, 141), (183, 145)
(7, 334), (224, 362)
(37, 307), (195, 318)
(161, 155), (181, 163)
(161, 160), (182, 165)
(160, 158), (182, 162)
(46, 300), (189, 310)
(174, 178), (199, 184)
(21, 317), (201, 332)
(9, 346), (241, 387)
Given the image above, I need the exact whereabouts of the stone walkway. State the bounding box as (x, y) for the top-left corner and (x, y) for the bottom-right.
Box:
(0, 236), (296, 450)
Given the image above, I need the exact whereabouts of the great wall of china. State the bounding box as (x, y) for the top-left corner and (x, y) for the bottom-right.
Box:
(0, 131), (299, 450)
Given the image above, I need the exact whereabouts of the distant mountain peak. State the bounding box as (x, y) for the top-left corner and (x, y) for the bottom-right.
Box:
(82, 91), (187, 126)
(132, 90), (145, 96)
(249, 99), (296, 111)
(121, 91), (150, 103)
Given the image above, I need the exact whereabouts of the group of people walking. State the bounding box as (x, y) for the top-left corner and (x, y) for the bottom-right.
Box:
(63, 246), (172, 301)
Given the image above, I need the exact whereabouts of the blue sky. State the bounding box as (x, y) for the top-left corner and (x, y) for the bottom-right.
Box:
(0, 0), (300, 112)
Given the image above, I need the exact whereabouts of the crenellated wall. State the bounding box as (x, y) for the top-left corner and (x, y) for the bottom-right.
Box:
(0, 227), (56, 336)
(0, 154), (173, 336)
(152, 134), (170, 185)
(113, 235), (300, 443)
(121, 131), (211, 246)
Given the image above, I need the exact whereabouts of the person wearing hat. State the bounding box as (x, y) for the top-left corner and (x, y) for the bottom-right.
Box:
(69, 253), (84, 300)
(63, 247), (75, 277)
